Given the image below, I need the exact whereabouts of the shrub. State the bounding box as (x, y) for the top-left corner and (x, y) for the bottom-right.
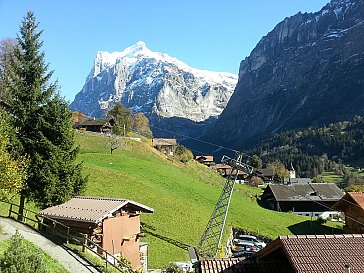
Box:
(0, 230), (48, 273)
(174, 145), (193, 163)
(316, 216), (327, 225)
(164, 264), (184, 273)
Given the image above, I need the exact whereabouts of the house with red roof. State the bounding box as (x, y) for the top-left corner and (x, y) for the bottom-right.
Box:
(334, 192), (364, 233)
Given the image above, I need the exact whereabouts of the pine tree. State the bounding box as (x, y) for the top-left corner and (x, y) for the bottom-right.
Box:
(4, 12), (87, 213)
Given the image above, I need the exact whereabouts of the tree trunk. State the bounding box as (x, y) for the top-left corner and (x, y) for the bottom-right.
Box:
(18, 192), (25, 221)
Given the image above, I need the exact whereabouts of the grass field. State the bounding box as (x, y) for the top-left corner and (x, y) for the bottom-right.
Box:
(317, 171), (343, 183)
(75, 132), (342, 267)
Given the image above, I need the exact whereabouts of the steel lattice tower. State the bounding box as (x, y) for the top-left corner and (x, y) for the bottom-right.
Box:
(198, 153), (254, 258)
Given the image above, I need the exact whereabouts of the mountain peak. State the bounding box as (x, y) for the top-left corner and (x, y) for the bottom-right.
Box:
(122, 41), (150, 58)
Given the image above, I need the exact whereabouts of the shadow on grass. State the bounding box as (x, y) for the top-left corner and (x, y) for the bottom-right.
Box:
(143, 228), (190, 250)
(62, 244), (104, 273)
(288, 220), (342, 235)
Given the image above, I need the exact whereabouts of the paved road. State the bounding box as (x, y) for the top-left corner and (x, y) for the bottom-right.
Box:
(0, 217), (100, 273)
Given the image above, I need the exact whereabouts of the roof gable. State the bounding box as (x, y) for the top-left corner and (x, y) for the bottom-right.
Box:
(348, 192), (364, 209)
(39, 196), (154, 223)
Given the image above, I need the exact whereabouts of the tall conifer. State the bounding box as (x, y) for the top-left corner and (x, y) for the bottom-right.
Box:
(5, 12), (87, 212)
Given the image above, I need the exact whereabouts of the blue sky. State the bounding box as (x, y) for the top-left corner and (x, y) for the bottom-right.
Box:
(0, 0), (329, 102)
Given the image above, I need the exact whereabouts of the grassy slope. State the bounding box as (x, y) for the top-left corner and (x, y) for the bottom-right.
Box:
(76, 132), (341, 268)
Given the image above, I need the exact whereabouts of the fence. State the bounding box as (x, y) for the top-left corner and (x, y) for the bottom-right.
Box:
(1, 200), (134, 273)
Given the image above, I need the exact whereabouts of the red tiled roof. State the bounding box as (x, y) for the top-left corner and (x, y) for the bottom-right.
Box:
(39, 196), (154, 223)
(196, 156), (214, 162)
(199, 258), (288, 273)
(348, 192), (364, 209)
(200, 258), (244, 273)
(256, 234), (364, 273)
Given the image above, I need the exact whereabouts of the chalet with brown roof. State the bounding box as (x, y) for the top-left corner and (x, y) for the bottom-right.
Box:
(211, 164), (233, 176)
(256, 168), (274, 183)
(195, 156), (215, 167)
(39, 196), (154, 270)
(334, 192), (364, 233)
(152, 138), (177, 155)
(76, 118), (115, 133)
(261, 183), (344, 217)
(198, 234), (364, 273)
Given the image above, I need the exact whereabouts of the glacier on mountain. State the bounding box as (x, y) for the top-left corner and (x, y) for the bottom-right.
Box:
(71, 41), (238, 122)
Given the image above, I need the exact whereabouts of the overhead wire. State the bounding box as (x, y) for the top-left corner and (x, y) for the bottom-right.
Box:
(120, 125), (364, 231)
(149, 124), (254, 159)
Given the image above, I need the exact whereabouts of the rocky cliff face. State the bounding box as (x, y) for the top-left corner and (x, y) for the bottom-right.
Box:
(70, 42), (238, 134)
(207, 0), (364, 150)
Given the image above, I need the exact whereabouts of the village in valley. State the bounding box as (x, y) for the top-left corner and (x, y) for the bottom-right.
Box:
(1, 1), (364, 273)
(66, 116), (362, 273)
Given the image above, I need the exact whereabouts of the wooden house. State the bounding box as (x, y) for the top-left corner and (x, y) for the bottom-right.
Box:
(261, 183), (344, 217)
(211, 164), (233, 176)
(152, 138), (177, 155)
(334, 192), (364, 233)
(198, 234), (364, 273)
(76, 118), (115, 133)
(195, 155), (215, 167)
(39, 196), (154, 270)
(256, 168), (274, 183)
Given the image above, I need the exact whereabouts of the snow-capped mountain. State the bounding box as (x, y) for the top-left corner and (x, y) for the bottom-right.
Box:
(70, 41), (238, 123)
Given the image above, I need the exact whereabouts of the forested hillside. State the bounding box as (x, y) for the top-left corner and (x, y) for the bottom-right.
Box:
(247, 116), (364, 178)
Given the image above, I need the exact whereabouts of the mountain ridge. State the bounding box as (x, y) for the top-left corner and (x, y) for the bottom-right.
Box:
(205, 0), (364, 150)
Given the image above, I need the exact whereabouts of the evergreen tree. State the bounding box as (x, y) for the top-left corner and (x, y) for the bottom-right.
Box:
(108, 103), (133, 136)
(248, 155), (263, 169)
(4, 12), (87, 212)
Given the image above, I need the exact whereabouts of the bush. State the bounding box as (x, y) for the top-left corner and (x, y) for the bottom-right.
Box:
(0, 230), (48, 273)
(165, 264), (184, 273)
(174, 145), (193, 163)
(316, 216), (327, 225)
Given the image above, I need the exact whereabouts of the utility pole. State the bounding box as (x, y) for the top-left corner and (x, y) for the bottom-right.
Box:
(123, 124), (126, 137)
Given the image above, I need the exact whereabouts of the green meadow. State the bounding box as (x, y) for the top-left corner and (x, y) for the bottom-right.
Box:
(76, 132), (341, 268)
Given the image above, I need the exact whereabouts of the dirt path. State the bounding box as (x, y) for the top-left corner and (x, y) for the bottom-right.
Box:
(0, 217), (100, 273)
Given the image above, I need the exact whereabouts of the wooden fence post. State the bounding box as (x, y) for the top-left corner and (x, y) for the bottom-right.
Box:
(8, 204), (12, 218)
(66, 227), (70, 244)
(24, 210), (28, 224)
(82, 234), (87, 252)
(105, 252), (108, 268)
(52, 221), (56, 237)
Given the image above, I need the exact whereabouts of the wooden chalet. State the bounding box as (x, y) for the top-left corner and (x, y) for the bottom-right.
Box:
(197, 234), (364, 273)
(76, 118), (115, 133)
(195, 155), (215, 167)
(261, 183), (344, 217)
(152, 138), (177, 155)
(39, 196), (154, 270)
(256, 168), (274, 183)
(334, 192), (364, 233)
(211, 164), (233, 176)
